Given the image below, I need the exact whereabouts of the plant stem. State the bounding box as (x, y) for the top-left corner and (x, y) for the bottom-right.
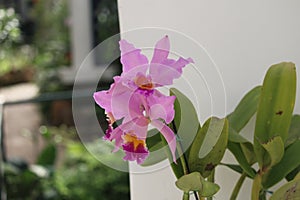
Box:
(183, 192), (190, 200)
(251, 174), (262, 200)
(206, 170), (215, 200)
(230, 172), (246, 200)
(172, 121), (199, 200)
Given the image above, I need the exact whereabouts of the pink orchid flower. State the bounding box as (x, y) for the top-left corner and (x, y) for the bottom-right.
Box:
(93, 36), (193, 164)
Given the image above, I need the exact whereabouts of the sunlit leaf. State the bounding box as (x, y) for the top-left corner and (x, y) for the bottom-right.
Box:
(261, 136), (284, 168)
(254, 62), (296, 170)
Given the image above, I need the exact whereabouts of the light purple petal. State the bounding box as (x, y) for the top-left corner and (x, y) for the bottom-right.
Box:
(149, 57), (193, 86)
(151, 120), (177, 163)
(119, 39), (148, 73)
(148, 94), (176, 124)
(151, 35), (170, 64)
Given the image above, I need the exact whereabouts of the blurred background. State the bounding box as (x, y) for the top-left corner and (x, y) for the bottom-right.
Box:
(0, 0), (128, 199)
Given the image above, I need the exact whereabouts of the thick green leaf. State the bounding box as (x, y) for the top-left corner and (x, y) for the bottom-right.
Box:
(168, 88), (200, 178)
(270, 172), (300, 200)
(261, 136), (284, 168)
(201, 179), (220, 197)
(221, 163), (256, 178)
(227, 142), (256, 178)
(240, 142), (256, 165)
(189, 117), (228, 178)
(170, 88), (200, 155)
(254, 62), (296, 170)
(175, 172), (220, 197)
(228, 127), (250, 143)
(227, 86), (261, 132)
(176, 172), (203, 192)
(262, 140), (300, 188)
(286, 115), (300, 147)
(229, 128), (256, 165)
(36, 143), (56, 166)
(286, 165), (300, 182)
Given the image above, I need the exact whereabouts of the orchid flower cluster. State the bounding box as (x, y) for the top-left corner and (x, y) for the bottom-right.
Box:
(93, 36), (193, 164)
(93, 36), (300, 200)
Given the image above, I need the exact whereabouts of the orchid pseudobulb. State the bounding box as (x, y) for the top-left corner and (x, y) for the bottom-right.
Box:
(93, 35), (193, 164)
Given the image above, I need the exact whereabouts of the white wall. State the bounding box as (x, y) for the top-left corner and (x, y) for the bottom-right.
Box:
(118, 0), (300, 199)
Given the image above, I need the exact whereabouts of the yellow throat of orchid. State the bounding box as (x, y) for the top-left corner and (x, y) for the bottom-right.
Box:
(123, 133), (146, 151)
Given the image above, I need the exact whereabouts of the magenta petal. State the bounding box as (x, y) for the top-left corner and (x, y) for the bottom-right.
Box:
(148, 94), (176, 124)
(151, 35), (170, 64)
(123, 142), (149, 164)
(119, 39), (149, 73)
(151, 120), (177, 163)
(107, 126), (124, 152)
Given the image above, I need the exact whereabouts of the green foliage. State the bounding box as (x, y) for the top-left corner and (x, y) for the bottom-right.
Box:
(0, 8), (21, 45)
(254, 62), (296, 170)
(189, 117), (228, 178)
(54, 141), (130, 200)
(32, 0), (70, 70)
(223, 62), (299, 199)
(5, 126), (130, 200)
(270, 172), (300, 200)
(175, 172), (219, 197)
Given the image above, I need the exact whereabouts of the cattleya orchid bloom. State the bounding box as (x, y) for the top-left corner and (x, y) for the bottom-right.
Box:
(94, 35), (193, 164)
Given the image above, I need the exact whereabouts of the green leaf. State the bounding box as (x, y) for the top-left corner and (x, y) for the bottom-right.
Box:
(227, 86), (261, 132)
(228, 127), (250, 143)
(270, 172), (300, 200)
(254, 62), (296, 170)
(189, 117), (228, 178)
(36, 143), (56, 166)
(229, 128), (256, 165)
(262, 140), (300, 188)
(286, 165), (300, 182)
(176, 172), (203, 193)
(227, 142), (256, 178)
(221, 163), (256, 178)
(240, 142), (256, 165)
(170, 88), (200, 155)
(286, 115), (300, 147)
(175, 172), (220, 197)
(201, 179), (220, 197)
(261, 136), (284, 168)
(169, 88), (200, 178)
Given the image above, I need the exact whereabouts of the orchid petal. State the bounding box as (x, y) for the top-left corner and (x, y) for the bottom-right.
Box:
(119, 40), (148, 73)
(151, 35), (170, 64)
(122, 134), (149, 164)
(149, 57), (193, 85)
(93, 77), (119, 113)
(151, 120), (177, 163)
(148, 94), (176, 124)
